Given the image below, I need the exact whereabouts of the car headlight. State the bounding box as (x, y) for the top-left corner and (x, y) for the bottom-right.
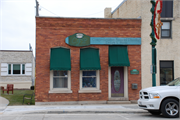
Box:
(149, 93), (160, 99)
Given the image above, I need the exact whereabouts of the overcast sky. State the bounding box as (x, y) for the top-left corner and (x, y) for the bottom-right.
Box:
(0, 0), (123, 56)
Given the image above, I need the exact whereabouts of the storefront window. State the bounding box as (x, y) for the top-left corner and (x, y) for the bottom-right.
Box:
(160, 61), (174, 85)
(53, 71), (68, 88)
(82, 71), (96, 88)
(79, 70), (101, 93)
(49, 70), (72, 93)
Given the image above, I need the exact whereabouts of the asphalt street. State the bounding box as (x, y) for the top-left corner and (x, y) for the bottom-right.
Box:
(1, 113), (179, 120)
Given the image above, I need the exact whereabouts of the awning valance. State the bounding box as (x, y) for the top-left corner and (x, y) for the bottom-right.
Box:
(109, 46), (130, 66)
(50, 47), (71, 70)
(80, 48), (101, 70)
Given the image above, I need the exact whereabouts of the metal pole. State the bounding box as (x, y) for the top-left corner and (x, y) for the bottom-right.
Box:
(150, 0), (156, 86)
(35, 0), (39, 16)
(152, 47), (156, 86)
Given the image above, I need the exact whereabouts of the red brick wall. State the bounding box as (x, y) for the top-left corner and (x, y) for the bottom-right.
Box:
(35, 17), (141, 102)
(128, 45), (141, 100)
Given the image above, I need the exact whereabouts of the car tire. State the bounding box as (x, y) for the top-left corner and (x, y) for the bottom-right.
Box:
(161, 98), (179, 118)
(148, 110), (161, 115)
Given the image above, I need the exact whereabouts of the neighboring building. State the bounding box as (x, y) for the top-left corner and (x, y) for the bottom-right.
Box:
(35, 17), (141, 105)
(0, 50), (35, 89)
(104, 0), (180, 88)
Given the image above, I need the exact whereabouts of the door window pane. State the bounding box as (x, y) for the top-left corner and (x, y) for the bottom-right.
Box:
(160, 61), (173, 85)
(13, 64), (20, 74)
(114, 70), (121, 92)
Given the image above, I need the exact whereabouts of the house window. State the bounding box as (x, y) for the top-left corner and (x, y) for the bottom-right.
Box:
(79, 70), (101, 93)
(53, 71), (68, 88)
(8, 64), (25, 75)
(8, 64), (11, 74)
(13, 64), (20, 74)
(22, 64), (25, 74)
(161, 21), (171, 38)
(160, 61), (174, 85)
(161, 0), (173, 18)
(49, 70), (72, 93)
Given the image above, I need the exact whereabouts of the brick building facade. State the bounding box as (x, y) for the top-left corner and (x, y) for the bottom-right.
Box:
(35, 17), (141, 105)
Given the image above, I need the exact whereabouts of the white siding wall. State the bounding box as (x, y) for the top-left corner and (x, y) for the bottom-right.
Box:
(0, 51), (35, 89)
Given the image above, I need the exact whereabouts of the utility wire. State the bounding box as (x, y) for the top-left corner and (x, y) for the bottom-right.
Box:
(82, 4), (119, 17)
(40, 5), (58, 16)
(39, 4), (119, 17)
(83, 10), (104, 16)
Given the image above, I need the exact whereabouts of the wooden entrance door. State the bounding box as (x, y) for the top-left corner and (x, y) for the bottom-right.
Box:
(111, 67), (124, 97)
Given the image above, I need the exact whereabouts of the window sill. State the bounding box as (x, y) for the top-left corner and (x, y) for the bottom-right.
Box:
(2, 75), (31, 77)
(78, 89), (101, 93)
(160, 18), (175, 21)
(49, 89), (72, 93)
(160, 37), (172, 39)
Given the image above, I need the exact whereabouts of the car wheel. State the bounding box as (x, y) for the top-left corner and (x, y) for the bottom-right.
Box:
(148, 110), (161, 115)
(161, 98), (179, 118)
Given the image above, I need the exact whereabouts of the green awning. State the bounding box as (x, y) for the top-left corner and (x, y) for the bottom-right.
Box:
(50, 47), (71, 70)
(109, 46), (130, 66)
(80, 48), (101, 70)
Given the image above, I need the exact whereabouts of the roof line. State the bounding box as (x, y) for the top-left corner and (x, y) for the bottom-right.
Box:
(36, 16), (141, 20)
(111, 0), (127, 14)
(0, 50), (32, 52)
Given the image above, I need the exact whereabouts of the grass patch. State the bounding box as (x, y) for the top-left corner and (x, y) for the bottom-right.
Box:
(1, 90), (35, 105)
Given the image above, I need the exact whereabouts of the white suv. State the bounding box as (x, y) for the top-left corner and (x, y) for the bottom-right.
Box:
(138, 78), (180, 118)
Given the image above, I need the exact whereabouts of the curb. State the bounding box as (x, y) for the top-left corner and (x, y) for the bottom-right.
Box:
(26, 110), (148, 114)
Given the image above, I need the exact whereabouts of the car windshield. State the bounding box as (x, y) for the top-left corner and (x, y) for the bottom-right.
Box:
(167, 78), (180, 86)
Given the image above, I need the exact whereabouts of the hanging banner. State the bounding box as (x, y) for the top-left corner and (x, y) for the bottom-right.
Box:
(154, 0), (163, 39)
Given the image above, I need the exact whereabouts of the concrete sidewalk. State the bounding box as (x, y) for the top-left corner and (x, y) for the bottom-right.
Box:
(1, 104), (148, 115)
(0, 96), (9, 109)
(0, 97), (147, 115)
